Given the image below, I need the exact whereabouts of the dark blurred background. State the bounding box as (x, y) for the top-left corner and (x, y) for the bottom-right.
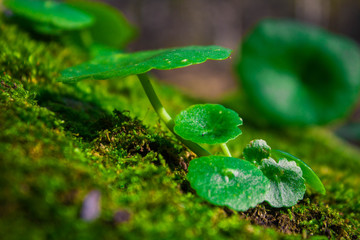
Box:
(102, 0), (360, 100)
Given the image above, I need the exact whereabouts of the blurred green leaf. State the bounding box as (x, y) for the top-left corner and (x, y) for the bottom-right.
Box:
(4, 0), (93, 30)
(66, 0), (137, 49)
(235, 19), (360, 125)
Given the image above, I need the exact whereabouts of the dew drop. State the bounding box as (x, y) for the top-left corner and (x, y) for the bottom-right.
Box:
(221, 169), (235, 179)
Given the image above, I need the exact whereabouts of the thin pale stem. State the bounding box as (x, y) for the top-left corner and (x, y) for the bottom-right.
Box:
(137, 73), (210, 157)
(221, 143), (232, 157)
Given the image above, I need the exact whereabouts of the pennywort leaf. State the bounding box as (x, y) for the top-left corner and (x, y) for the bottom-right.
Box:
(4, 0), (93, 30)
(235, 19), (360, 125)
(174, 104), (242, 144)
(58, 46), (232, 83)
(187, 156), (270, 211)
(272, 150), (326, 195)
(260, 158), (306, 208)
(243, 139), (271, 164)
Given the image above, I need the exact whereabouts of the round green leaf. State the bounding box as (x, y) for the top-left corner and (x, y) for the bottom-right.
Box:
(58, 46), (232, 83)
(243, 139), (271, 164)
(260, 158), (306, 208)
(4, 0), (93, 30)
(66, 0), (137, 49)
(174, 104), (242, 144)
(272, 150), (326, 195)
(235, 19), (360, 125)
(187, 156), (270, 211)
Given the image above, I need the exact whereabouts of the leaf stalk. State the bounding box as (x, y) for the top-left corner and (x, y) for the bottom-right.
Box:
(221, 143), (232, 157)
(137, 73), (210, 157)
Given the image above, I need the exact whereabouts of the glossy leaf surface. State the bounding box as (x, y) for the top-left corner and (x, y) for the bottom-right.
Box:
(236, 19), (360, 125)
(66, 0), (137, 49)
(243, 139), (271, 164)
(188, 156), (270, 211)
(174, 104), (242, 144)
(4, 0), (93, 30)
(272, 150), (326, 195)
(260, 158), (306, 208)
(58, 46), (232, 83)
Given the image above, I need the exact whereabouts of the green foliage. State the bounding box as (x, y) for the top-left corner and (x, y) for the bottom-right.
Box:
(187, 156), (270, 211)
(243, 139), (271, 164)
(0, 18), (80, 84)
(3, 0), (136, 53)
(0, 77), (102, 239)
(272, 150), (326, 195)
(66, 0), (137, 50)
(58, 46), (232, 83)
(57, 30), (321, 210)
(174, 104), (242, 144)
(2, 12), (360, 240)
(235, 19), (360, 126)
(175, 104), (322, 210)
(4, 0), (93, 30)
(260, 158), (306, 208)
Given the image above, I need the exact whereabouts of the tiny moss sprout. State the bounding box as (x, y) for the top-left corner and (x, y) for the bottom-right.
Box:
(58, 45), (325, 211)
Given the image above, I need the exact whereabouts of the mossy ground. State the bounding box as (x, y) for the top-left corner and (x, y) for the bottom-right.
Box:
(1, 17), (359, 239)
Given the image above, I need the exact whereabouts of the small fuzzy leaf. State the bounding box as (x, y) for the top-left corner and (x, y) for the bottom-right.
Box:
(260, 158), (306, 208)
(243, 139), (271, 164)
(58, 46), (232, 83)
(174, 104), (242, 144)
(187, 156), (270, 211)
(272, 150), (326, 195)
(4, 0), (93, 30)
(66, 0), (137, 49)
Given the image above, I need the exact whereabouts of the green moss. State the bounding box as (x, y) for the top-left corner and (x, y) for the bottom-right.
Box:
(1, 15), (360, 240)
(0, 16), (82, 85)
(0, 84), (103, 239)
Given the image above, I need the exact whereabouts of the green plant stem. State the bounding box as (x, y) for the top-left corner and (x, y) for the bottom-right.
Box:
(221, 143), (232, 157)
(137, 73), (210, 157)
